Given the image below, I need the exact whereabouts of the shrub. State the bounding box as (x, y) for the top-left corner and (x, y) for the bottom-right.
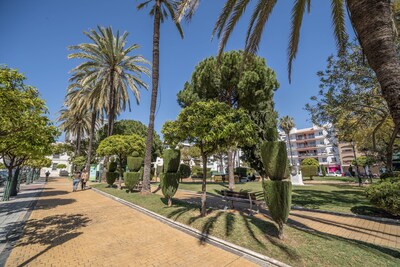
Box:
(106, 172), (119, 186)
(156, 165), (163, 176)
(57, 163), (67, 169)
(192, 166), (211, 178)
(320, 165), (327, 176)
(127, 156), (143, 172)
(260, 141), (288, 181)
(179, 164), (191, 179)
(301, 165), (318, 179)
(393, 171), (400, 178)
(108, 158), (117, 172)
(124, 172), (142, 192)
(161, 172), (180, 203)
(163, 149), (180, 173)
(301, 158), (319, 167)
(380, 172), (392, 179)
(263, 180), (292, 236)
(235, 167), (248, 178)
(365, 180), (400, 216)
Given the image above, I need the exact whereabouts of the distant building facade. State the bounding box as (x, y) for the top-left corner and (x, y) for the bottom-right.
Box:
(279, 125), (341, 173)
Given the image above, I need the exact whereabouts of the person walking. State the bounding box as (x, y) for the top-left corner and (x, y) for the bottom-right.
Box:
(81, 169), (89, 190)
(72, 171), (81, 192)
(45, 170), (50, 182)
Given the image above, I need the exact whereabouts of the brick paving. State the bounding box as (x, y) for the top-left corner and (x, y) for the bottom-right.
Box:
(0, 180), (45, 264)
(4, 178), (257, 267)
(163, 188), (400, 250)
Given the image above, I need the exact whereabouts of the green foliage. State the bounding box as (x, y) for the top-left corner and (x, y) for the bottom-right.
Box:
(71, 156), (87, 171)
(0, 163), (5, 169)
(56, 163), (67, 169)
(365, 180), (400, 216)
(156, 165), (163, 176)
(97, 134), (145, 159)
(380, 172), (392, 179)
(106, 172), (119, 186)
(301, 165), (319, 179)
(301, 158), (320, 167)
(191, 166), (211, 178)
(260, 141), (288, 181)
(179, 164), (191, 178)
(127, 156), (143, 172)
(124, 172), (142, 192)
(263, 180), (292, 226)
(25, 157), (52, 168)
(161, 172), (180, 199)
(234, 167), (248, 178)
(97, 120), (162, 161)
(163, 149), (181, 173)
(321, 165), (327, 176)
(352, 156), (375, 167)
(108, 161), (117, 173)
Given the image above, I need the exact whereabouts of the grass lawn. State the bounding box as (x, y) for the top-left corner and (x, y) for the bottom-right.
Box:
(93, 184), (400, 267)
(175, 181), (395, 218)
(305, 176), (358, 182)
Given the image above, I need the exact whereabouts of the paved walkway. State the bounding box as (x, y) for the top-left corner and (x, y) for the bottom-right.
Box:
(4, 178), (257, 267)
(0, 180), (45, 264)
(161, 188), (400, 250)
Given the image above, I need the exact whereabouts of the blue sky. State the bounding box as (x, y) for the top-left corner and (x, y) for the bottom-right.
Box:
(0, 0), (354, 140)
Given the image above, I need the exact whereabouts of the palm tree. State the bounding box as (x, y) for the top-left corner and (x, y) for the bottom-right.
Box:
(137, 0), (184, 194)
(177, 0), (400, 140)
(68, 26), (150, 137)
(57, 106), (91, 157)
(279, 116), (295, 166)
(66, 76), (104, 172)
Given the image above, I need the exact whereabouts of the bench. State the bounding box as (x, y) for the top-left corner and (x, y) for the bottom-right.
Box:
(220, 189), (263, 215)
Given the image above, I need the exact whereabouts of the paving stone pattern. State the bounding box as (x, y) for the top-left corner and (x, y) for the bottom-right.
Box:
(5, 178), (257, 267)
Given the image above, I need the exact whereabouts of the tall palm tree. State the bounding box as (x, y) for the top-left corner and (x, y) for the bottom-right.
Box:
(177, 0), (400, 139)
(66, 76), (104, 172)
(57, 106), (91, 157)
(279, 116), (295, 166)
(137, 0), (184, 194)
(68, 26), (150, 137)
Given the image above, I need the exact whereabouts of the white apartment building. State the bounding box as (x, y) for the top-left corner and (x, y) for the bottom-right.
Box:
(279, 125), (341, 173)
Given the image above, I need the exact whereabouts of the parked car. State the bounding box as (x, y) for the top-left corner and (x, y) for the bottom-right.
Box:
(59, 170), (69, 177)
(327, 171), (342, 177)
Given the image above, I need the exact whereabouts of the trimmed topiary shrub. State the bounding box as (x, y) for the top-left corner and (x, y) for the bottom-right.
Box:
(108, 157), (117, 172)
(161, 172), (180, 203)
(235, 167), (248, 178)
(106, 172), (119, 186)
(124, 172), (142, 192)
(260, 141), (288, 181)
(321, 165), (327, 176)
(301, 165), (318, 180)
(260, 140), (292, 239)
(263, 180), (292, 234)
(163, 149), (181, 173)
(161, 149), (181, 206)
(365, 180), (400, 216)
(179, 164), (191, 179)
(127, 155), (143, 172)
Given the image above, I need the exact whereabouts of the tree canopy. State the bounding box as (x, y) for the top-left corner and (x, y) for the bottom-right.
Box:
(97, 134), (145, 159)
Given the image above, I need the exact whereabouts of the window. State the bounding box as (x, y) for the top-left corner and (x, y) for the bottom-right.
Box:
(52, 163), (57, 170)
(331, 157), (337, 163)
(53, 154), (60, 159)
(318, 131), (323, 135)
(322, 158), (327, 162)
(319, 141), (324, 145)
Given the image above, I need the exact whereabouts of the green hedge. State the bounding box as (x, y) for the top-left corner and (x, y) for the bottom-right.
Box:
(163, 149), (181, 173)
(301, 165), (318, 179)
(192, 166), (211, 178)
(106, 172), (119, 186)
(127, 156), (143, 172)
(365, 180), (400, 216)
(108, 161), (117, 172)
(179, 164), (191, 178)
(124, 172), (142, 192)
(260, 141), (288, 180)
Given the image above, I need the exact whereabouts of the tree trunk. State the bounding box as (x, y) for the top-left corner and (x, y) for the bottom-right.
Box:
(142, 0), (161, 195)
(278, 222), (284, 240)
(168, 197), (172, 207)
(219, 153), (224, 173)
(227, 149), (235, 190)
(76, 125), (81, 157)
(201, 152), (208, 217)
(118, 155), (123, 190)
(86, 110), (97, 172)
(10, 167), (20, 197)
(386, 124), (400, 173)
(107, 70), (115, 137)
(352, 143), (362, 186)
(347, 0), (400, 128)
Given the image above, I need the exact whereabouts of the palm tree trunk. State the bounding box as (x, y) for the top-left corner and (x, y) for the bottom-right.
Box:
(386, 124), (400, 173)
(347, 0), (400, 128)
(142, 0), (161, 194)
(107, 71), (115, 137)
(86, 110), (97, 172)
(76, 125), (81, 156)
(227, 149), (235, 190)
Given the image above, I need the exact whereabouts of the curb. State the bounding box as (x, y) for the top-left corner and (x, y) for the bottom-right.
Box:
(176, 189), (400, 225)
(92, 187), (290, 267)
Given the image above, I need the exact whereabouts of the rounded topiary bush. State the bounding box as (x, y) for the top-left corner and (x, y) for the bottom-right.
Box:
(127, 156), (143, 172)
(179, 164), (191, 179)
(106, 172), (119, 186)
(365, 180), (400, 216)
(161, 172), (180, 206)
(301, 165), (318, 179)
(163, 149), (180, 173)
(124, 172), (142, 192)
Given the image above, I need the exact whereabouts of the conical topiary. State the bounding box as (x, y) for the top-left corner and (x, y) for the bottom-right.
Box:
(108, 157), (118, 173)
(260, 141), (292, 239)
(124, 152), (143, 192)
(161, 149), (181, 206)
